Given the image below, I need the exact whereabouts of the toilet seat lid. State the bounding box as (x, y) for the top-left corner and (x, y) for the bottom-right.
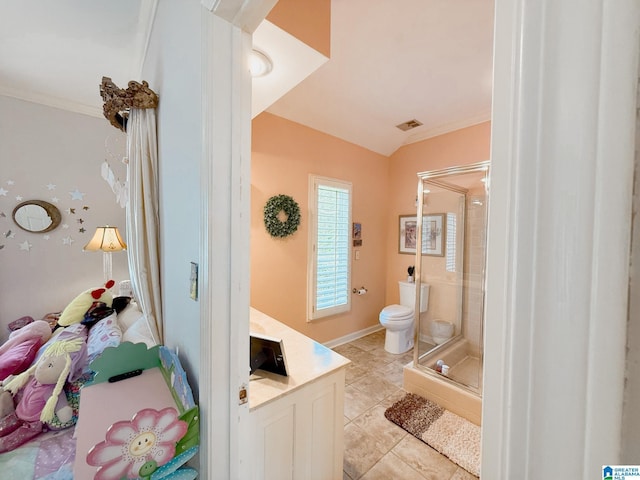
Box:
(380, 304), (413, 320)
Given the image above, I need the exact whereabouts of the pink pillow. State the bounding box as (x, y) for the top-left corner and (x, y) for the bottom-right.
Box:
(0, 337), (43, 381)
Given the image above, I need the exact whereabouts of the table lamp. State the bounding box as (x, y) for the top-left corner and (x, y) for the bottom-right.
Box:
(83, 226), (127, 282)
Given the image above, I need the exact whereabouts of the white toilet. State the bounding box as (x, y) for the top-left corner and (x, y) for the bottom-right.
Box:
(379, 281), (429, 354)
(430, 319), (454, 344)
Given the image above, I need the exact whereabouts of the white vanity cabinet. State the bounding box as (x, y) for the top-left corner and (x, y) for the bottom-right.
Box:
(248, 308), (350, 480)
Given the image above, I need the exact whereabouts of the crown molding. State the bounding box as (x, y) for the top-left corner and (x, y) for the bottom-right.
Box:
(0, 87), (102, 118)
(402, 110), (492, 148)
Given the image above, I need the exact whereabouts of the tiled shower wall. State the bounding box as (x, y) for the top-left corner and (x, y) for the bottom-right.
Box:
(462, 192), (487, 356)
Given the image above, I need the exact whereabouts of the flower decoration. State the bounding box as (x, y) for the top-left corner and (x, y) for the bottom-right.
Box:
(87, 407), (188, 480)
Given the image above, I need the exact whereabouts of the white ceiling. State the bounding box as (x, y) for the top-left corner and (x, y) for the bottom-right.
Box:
(266, 0), (495, 156)
(0, 0), (153, 117)
(0, 0), (494, 157)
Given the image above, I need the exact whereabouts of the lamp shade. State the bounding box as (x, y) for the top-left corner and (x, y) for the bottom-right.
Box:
(83, 226), (127, 252)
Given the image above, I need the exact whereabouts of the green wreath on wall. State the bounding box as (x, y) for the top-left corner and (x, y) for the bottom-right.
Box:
(263, 194), (301, 238)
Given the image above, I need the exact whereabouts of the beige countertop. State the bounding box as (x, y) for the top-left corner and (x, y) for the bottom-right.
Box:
(249, 307), (350, 410)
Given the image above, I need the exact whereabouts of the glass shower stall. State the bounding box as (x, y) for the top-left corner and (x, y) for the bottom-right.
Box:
(412, 161), (489, 396)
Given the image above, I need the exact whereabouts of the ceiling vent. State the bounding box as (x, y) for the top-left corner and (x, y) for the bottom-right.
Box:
(395, 119), (423, 131)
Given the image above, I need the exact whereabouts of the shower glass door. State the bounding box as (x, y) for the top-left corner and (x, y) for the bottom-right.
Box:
(413, 161), (489, 394)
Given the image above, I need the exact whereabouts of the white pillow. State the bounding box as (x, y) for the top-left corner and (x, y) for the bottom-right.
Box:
(116, 302), (143, 331)
(118, 280), (133, 298)
(122, 316), (156, 348)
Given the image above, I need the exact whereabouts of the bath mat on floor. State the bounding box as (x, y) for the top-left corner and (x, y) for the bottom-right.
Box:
(384, 393), (480, 477)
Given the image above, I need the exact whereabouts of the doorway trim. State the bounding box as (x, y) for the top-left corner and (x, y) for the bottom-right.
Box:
(483, 0), (639, 476)
(199, 2), (276, 479)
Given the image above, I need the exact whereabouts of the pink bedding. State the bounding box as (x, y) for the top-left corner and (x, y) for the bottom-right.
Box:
(0, 428), (76, 479)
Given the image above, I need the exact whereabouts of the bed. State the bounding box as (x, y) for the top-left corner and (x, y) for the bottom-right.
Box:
(0, 286), (197, 479)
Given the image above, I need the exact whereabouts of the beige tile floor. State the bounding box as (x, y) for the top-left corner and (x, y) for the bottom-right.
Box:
(333, 330), (479, 480)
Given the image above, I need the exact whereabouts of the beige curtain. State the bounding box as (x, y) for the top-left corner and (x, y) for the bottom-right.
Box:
(125, 107), (163, 344)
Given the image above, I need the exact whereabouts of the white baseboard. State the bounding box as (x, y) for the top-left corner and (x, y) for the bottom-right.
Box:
(323, 324), (384, 349)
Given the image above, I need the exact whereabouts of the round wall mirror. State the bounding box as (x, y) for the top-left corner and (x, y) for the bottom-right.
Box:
(12, 200), (62, 233)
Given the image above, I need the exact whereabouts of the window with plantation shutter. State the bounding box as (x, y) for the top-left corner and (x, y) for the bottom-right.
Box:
(446, 213), (457, 272)
(308, 175), (352, 321)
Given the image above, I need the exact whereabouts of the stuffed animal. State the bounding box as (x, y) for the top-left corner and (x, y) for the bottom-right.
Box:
(57, 280), (115, 327)
(0, 335), (87, 453)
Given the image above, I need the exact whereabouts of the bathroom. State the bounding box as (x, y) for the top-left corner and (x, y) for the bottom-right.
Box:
(251, 120), (491, 348)
(251, 85), (492, 480)
(251, 107), (492, 410)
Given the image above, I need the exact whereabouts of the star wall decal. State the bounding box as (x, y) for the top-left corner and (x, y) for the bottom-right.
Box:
(67, 208), (76, 215)
(0, 245), (4, 250)
(77, 218), (84, 224)
(51, 197), (60, 203)
(79, 227), (86, 233)
(6, 180), (14, 186)
(0, 212), (5, 218)
(19, 240), (32, 251)
(4, 230), (14, 239)
(46, 183), (56, 190)
(15, 195), (22, 201)
(62, 224), (69, 229)
(43, 235), (50, 240)
(0, 188), (8, 196)
(62, 236), (74, 246)
(69, 188), (85, 201)
(83, 206), (90, 211)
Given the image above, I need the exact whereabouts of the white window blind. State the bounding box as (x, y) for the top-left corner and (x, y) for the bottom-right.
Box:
(446, 213), (457, 272)
(308, 176), (352, 320)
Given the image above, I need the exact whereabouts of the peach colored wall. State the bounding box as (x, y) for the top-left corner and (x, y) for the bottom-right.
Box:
(251, 113), (388, 343)
(266, 0), (331, 57)
(385, 122), (491, 307)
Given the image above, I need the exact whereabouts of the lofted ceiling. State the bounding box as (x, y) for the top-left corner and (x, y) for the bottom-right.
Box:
(0, 0), (494, 157)
(265, 0), (495, 156)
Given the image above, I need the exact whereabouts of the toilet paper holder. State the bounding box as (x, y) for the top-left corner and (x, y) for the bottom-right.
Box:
(352, 286), (368, 295)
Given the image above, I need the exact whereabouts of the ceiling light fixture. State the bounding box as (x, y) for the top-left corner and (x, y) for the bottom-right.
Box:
(249, 49), (273, 78)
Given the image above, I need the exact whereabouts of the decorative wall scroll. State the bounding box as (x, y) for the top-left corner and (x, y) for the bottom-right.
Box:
(352, 222), (362, 247)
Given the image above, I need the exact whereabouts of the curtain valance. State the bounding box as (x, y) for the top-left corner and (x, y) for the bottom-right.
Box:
(100, 76), (159, 132)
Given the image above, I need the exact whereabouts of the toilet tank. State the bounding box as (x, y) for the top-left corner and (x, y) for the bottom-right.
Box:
(398, 281), (430, 312)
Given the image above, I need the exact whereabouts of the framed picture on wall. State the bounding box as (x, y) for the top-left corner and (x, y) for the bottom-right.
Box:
(352, 222), (362, 246)
(398, 214), (445, 256)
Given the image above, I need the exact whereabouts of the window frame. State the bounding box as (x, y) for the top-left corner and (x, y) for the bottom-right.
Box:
(307, 175), (353, 321)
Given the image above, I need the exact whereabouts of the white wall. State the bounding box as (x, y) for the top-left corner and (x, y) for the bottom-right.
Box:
(622, 119), (640, 460)
(140, 0), (203, 392)
(140, 3), (257, 477)
(483, 0), (639, 477)
(0, 96), (128, 339)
